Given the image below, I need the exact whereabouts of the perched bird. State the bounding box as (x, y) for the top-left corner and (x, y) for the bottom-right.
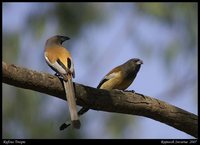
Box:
(59, 58), (143, 130)
(44, 35), (80, 129)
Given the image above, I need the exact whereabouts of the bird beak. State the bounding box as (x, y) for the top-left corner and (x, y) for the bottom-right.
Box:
(136, 60), (143, 65)
(60, 36), (70, 43)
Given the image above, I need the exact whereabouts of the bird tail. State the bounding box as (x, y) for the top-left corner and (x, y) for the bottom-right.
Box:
(59, 107), (89, 131)
(63, 74), (81, 129)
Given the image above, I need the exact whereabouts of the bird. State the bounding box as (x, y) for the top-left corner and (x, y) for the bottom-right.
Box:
(44, 35), (80, 129)
(59, 58), (143, 130)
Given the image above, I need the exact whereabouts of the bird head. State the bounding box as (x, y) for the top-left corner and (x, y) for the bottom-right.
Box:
(56, 35), (70, 44)
(128, 58), (143, 66)
(45, 35), (70, 46)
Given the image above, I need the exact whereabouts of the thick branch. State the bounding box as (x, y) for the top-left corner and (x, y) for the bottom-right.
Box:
(2, 61), (198, 138)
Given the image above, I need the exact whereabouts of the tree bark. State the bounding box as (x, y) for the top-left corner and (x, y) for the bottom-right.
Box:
(2, 61), (198, 138)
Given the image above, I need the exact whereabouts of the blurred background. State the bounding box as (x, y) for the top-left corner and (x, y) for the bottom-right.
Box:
(2, 2), (197, 139)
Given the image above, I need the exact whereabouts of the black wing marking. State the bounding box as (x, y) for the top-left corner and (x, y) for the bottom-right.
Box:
(97, 72), (117, 89)
(67, 58), (71, 70)
(97, 78), (109, 89)
(57, 59), (68, 72)
(67, 57), (75, 78)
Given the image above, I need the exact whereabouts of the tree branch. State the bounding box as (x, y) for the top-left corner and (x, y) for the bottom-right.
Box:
(2, 61), (198, 138)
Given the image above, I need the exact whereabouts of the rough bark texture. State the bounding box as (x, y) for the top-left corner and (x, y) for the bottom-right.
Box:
(2, 61), (198, 138)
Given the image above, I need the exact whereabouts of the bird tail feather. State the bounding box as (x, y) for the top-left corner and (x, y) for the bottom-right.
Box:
(63, 75), (81, 129)
(59, 107), (89, 130)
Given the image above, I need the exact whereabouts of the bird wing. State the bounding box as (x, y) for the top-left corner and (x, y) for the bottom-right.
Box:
(97, 72), (119, 89)
(44, 48), (75, 77)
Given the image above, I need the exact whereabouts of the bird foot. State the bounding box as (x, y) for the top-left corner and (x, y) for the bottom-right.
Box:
(54, 73), (68, 82)
(124, 90), (135, 93)
(54, 73), (63, 80)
